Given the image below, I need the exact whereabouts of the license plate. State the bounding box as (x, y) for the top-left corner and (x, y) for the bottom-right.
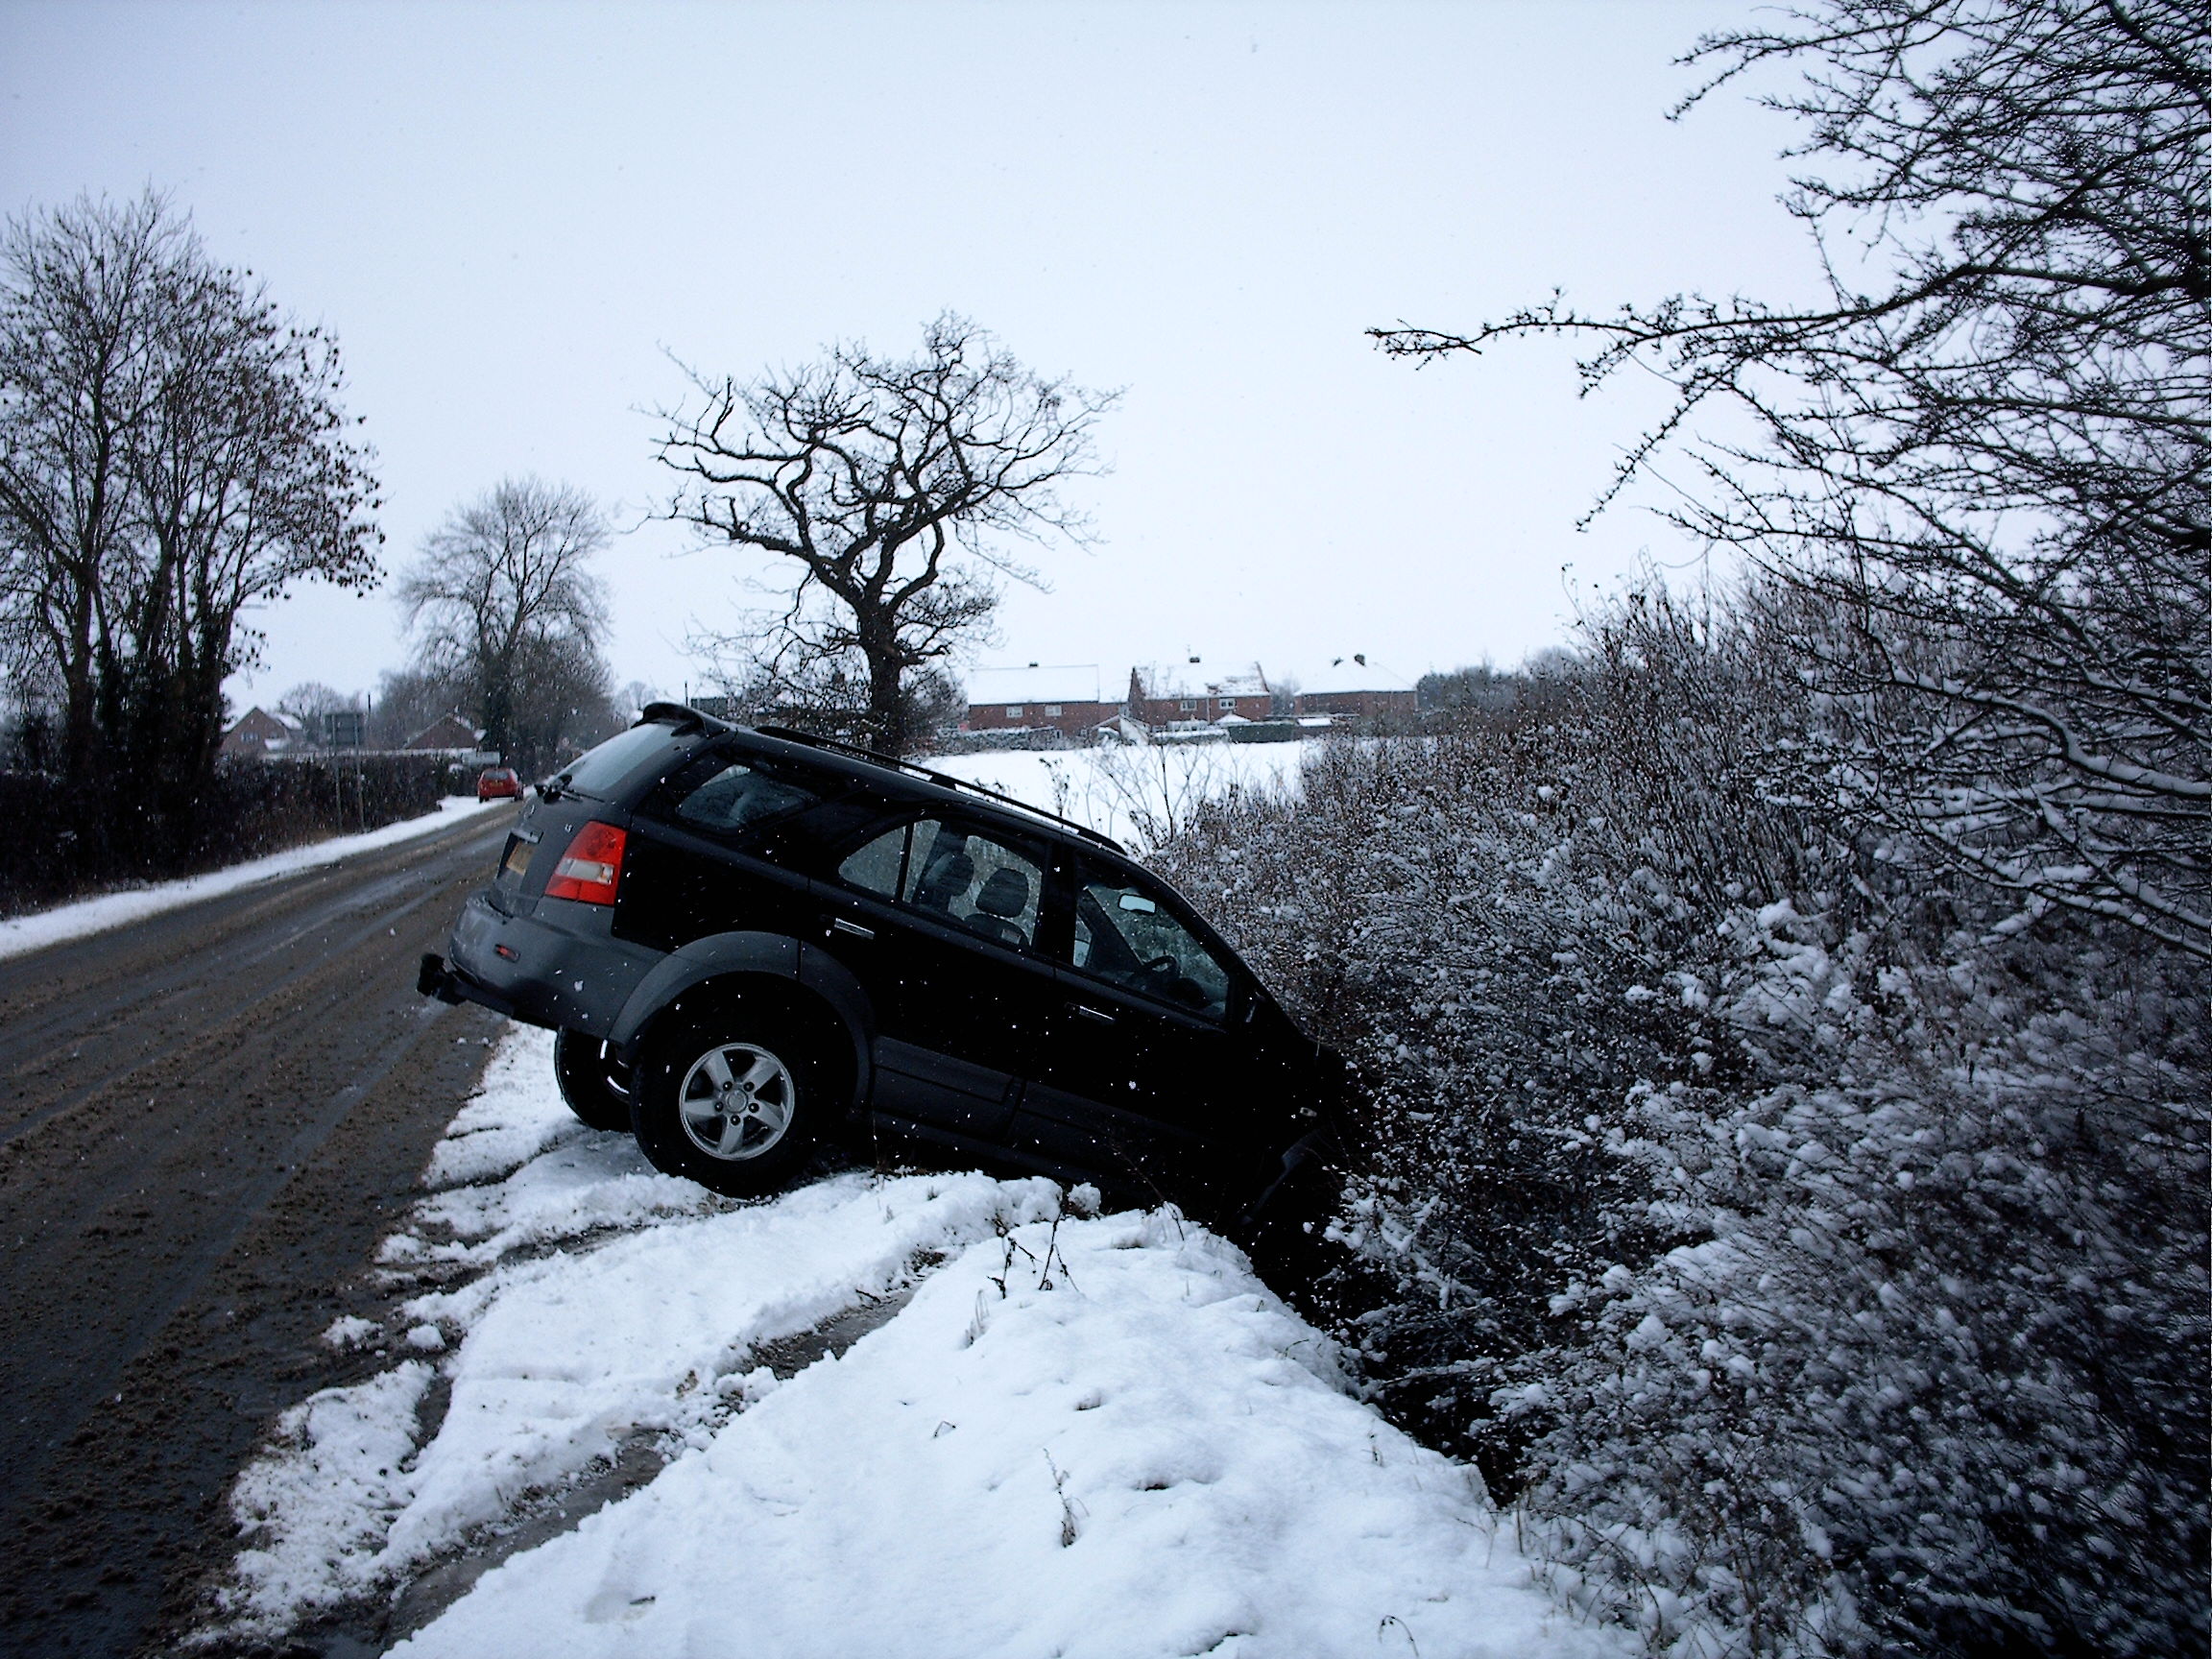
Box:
(498, 835), (534, 885)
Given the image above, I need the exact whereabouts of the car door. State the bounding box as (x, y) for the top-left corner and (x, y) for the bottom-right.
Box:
(1011, 855), (1250, 1196)
(809, 812), (1062, 1149)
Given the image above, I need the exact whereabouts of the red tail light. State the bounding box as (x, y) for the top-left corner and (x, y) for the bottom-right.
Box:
(543, 821), (627, 904)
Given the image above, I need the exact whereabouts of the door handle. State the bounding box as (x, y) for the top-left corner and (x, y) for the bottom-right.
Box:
(1072, 1003), (1117, 1024)
(830, 918), (877, 940)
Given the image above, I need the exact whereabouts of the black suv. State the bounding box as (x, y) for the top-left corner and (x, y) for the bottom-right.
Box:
(421, 707), (1344, 1217)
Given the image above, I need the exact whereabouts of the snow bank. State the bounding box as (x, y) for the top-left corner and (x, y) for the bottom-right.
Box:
(218, 1047), (1060, 1635)
(393, 1207), (1620, 1659)
(211, 1021), (1618, 1658)
(0, 795), (503, 962)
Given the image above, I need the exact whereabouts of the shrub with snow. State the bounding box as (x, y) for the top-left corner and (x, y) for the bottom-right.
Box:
(1150, 590), (2209, 1656)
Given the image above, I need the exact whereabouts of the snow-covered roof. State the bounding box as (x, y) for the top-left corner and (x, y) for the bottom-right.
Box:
(1132, 659), (1275, 700)
(1207, 669), (1271, 699)
(226, 706), (302, 735)
(1295, 656), (1416, 696)
(966, 664), (1103, 706)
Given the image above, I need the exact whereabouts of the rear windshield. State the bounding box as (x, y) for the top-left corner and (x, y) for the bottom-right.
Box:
(672, 757), (827, 839)
(548, 722), (686, 800)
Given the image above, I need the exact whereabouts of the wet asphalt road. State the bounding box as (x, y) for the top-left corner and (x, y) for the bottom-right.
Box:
(0, 806), (517, 1658)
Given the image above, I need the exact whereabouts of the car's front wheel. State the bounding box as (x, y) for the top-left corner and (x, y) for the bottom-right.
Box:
(630, 1002), (830, 1197)
(554, 1030), (633, 1132)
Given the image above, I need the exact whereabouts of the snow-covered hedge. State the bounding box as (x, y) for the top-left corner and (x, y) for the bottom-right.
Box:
(1150, 593), (2208, 1656)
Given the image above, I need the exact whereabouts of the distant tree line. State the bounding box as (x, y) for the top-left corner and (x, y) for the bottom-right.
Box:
(0, 198), (634, 902)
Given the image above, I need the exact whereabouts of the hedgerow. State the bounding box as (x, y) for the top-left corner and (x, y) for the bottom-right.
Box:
(1148, 590), (2208, 1656)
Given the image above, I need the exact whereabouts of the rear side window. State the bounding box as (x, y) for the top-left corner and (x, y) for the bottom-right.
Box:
(551, 723), (686, 800)
(672, 757), (827, 840)
(835, 817), (1046, 950)
(838, 824), (908, 897)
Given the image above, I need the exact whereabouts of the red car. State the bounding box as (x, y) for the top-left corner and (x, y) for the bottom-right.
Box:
(476, 767), (524, 802)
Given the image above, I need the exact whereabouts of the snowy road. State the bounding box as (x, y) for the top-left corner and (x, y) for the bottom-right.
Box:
(0, 804), (517, 1656)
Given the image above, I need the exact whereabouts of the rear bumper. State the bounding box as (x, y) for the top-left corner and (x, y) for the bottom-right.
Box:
(421, 889), (661, 1037)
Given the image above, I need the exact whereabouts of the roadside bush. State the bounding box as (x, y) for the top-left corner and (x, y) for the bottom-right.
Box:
(1149, 589), (2208, 1656)
(210, 753), (444, 855)
(0, 753), (444, 918)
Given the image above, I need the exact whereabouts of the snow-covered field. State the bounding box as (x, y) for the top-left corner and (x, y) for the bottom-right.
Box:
(926, 740), (1310, 849)
(204, 1023), (1623, 1659)
(0, 796), (503, 962)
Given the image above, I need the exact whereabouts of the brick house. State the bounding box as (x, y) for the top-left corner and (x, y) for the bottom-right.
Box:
(961, 665), (1114, 736)
(1125, 662), (1293, 728)
(219, 707), (304, 757)
(405, 712), (485, 754)
(959, 655), (1419, 740)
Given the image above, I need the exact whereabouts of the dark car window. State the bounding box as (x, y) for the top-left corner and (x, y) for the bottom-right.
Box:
(837, 822), (909, 897)
(673, 758), (826, 840)
(911, 823), (1046, 950)
(838, 817), (1045, 950)
(1069, 868), (1233, 1019)
(549, 723), (685, 800)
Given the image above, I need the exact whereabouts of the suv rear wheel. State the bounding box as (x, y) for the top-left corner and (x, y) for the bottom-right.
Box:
(630, 998), (833, 1197)
(554, 1030), (633, 1132)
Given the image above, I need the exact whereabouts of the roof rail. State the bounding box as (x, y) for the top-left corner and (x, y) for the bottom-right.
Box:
(755, 725), (1125, 854)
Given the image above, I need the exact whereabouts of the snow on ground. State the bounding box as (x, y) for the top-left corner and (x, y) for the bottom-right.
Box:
(208, 1022), (1623, 1659)
(926, 741), (1310, 850)
(0, 795), (503, 962)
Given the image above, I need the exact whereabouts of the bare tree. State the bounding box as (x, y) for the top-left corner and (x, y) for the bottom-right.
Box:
(0, 194), (173, 782)
(0, 190), (379, 842)
(656, 313), (1117, 757)
(1375, 0), (2209, 958)
(275, 681), (358, 742)
(617, 680), (661, 722)
(120, 233), (381, 793)
(397, 477), (611, 776)
(507, 626), (621, 769)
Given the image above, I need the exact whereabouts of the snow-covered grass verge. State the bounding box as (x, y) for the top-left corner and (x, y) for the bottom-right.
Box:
(204, 1022), (1624, 1659)
(0, 795), (504, 962)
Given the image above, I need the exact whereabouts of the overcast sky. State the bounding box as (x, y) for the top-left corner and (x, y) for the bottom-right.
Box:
(1, 0), (1817, 711)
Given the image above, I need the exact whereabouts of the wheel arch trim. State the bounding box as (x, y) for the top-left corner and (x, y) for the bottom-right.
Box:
(609, 930), (874, 1104)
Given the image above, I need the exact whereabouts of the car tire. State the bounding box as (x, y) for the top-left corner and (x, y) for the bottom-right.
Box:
(554, 1030), (634, 1132)
(629, 997), (833, 1198)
